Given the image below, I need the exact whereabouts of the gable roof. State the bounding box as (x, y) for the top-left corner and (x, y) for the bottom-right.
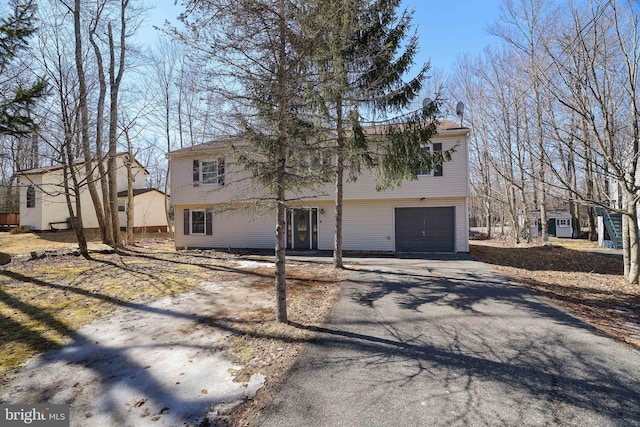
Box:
(167, 136), (243, 156)
(167, 121), (469, 157)
(16, 153), (150, 176)
(117, 188), (167, 198)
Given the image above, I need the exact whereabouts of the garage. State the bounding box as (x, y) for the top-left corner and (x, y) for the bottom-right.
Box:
(395, 207), (455, 252)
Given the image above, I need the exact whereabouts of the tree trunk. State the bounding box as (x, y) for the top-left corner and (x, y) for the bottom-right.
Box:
(275, 180), (287, 323)
(484, 199), (492, 239)
(161, 49), (174, 239)
(89, 3), (112, 245)
(534, 84), (549, 244)
(333, 96), (344, 269)
(73, 0), (109, 244)
(482, 148), (492, 238)
(107, 7), (127, 247)
(62, 140), (88, 258)
(622, 195), (640, 284)
(164, 161), (174, 239)
(274, 0), (288, 323)
(126, 164), (134, 244)
(123, 129), (134, 245)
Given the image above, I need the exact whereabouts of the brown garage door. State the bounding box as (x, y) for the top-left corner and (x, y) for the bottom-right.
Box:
(395, 207), (455, 252)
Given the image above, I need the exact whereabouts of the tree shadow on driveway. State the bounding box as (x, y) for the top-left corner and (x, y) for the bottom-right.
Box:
(263, 258), (640, 426)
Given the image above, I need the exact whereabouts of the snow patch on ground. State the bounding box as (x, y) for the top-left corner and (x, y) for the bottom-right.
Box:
(234, 260), (275, 269)
(0, 280), (267, 426)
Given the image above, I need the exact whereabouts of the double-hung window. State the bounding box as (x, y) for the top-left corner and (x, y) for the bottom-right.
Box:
(417, 142), (443, 177)
(201, 161), (218, 185)
(193, 158), (225, 187)
(183, 208), (213, 236)
(190, 209), (206, 235)
(418, 144), (433, 176)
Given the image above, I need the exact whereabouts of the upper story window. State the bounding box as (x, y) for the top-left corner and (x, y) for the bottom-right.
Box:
(26, 185), (35, 208)
(193, 158), (225, 187)
(418, 144), (433, 176)
(201, 160), (218, 185)
(417, 142), (443, 177)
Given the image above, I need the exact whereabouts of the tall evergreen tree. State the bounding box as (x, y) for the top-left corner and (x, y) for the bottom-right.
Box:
(308, 0), (441, 268)
(179, 0), (322, 322)
(0, 0), (46, 136)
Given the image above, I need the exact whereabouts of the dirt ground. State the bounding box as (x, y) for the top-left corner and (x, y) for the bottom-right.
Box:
(470, 237), (640, 350)
(0, 231), (345, 426)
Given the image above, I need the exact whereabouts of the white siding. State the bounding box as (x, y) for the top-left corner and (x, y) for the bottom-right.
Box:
(118, 191), (169, 230)
(18, 174), (44, 230)
(132, 191), (168, 228)
(339, 134), (468, 201)
(170, 153), (258, 206)
(114, 158), (147, 192)
(176, 206), (276, 249)
(317, 198), (468, 252)
(175, 197), (469, 252)
(169, 127), (470, 252)
(169, 131), (469, 206)
(18, 155), (152, 231)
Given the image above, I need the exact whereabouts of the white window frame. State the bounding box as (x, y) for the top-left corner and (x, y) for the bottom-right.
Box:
(117, 200), (126, 212)
(190, 209), (206, 235)
(557, 218), (570, 227)
(418, 144), (434, 177)
(201, 160), (219, 186)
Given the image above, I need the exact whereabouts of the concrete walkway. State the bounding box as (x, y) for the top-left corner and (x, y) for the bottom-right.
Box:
(255, 255), (640, 426)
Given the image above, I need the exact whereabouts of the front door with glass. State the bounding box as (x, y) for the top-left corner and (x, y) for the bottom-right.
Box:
(287, 208), (318, 249)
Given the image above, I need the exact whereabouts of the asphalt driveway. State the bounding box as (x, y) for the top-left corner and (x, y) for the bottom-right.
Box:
(255, 255), (640, 426)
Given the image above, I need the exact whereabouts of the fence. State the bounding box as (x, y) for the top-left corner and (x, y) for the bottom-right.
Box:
(0, 213), (19, 231)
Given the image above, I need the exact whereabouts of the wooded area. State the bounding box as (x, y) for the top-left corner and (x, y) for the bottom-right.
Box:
(0, 0), (444, 322)
(448, 0), (640, 284)
(0, 0), (638, 320)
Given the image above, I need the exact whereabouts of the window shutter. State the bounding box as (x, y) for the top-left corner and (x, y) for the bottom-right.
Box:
(193, 160), (200, 187)
(205, 208), (213, 235)
(218, 157), (225, 186)
(183, 209), (190, 235)
(433, 143), (443, 177)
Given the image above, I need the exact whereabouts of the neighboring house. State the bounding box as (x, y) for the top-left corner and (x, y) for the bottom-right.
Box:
(116, 188), (169, 233)
(167, 120), (470, 253)
(17, 153), (169, 232)
(598, 180), (633, 249)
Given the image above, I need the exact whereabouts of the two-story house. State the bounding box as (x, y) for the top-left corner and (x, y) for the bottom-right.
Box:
(17, 153), (169, 232)
(167, 120), (470, 253)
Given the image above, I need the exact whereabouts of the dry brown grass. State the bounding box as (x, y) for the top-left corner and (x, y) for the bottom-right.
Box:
(0, 246), (231, 374)
(0, 232), (345, 409)
(216, 263), (346, 426)
(0, 229), (103, 254)
(471, 238), (640, 349)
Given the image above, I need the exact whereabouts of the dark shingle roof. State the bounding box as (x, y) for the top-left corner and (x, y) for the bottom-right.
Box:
(117, 188), (167, 198)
